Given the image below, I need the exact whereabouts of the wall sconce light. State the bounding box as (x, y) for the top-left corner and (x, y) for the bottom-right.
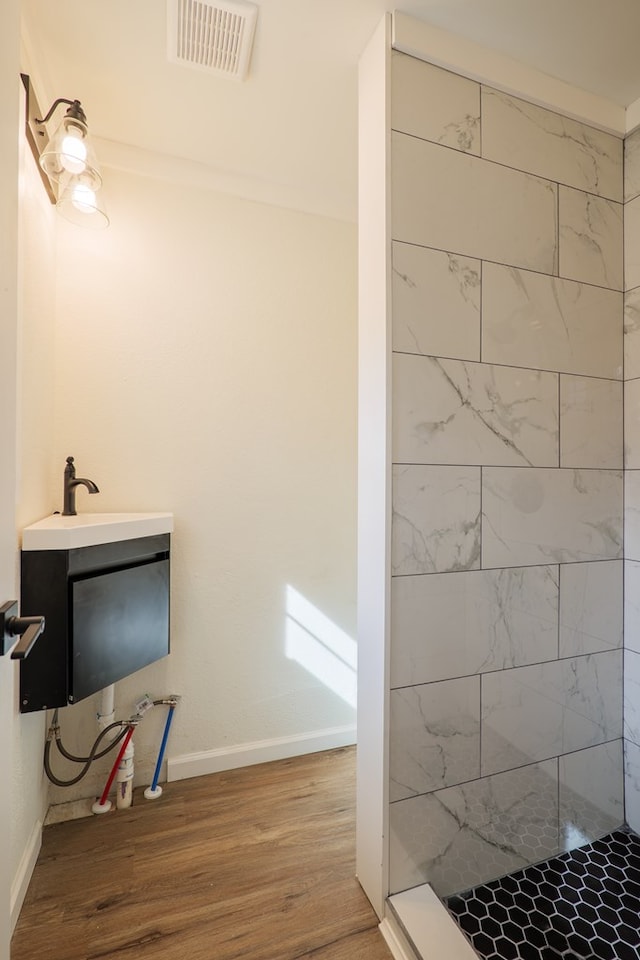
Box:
(21, 74), (109, 229)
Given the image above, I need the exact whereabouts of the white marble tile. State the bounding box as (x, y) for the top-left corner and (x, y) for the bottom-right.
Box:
(391, 566), (559, 687)
(625, 127), (640, 203)
(624, 649), (640, 745)
(624, 740), (640, 834)
(389, 760), (559, 897)
(625, 194), (640, 291)
(559, 742), (624, 849)
(391, 52), (480, 154)
(481, 651), (623, 776)
(392, 465), (481, 575)
(559, 560), (623, 657)
(625, 470), (640, 561)
(482, 263), (623, 380)
(391, 131), (557, 274)
(559, 187), (623, 291)
(482, 467), (623, 568)
(390, 677), (480, 801)
(560, 376), (623, 469)
(392, 243), (480, 361)
(625, 561), (640, 654)
(626, 380), (640, 468)
(482, 88), (622, 201)
(625, 378), (640, 468)
(624, 289), (640, 380)
(393, 354), (558, 467)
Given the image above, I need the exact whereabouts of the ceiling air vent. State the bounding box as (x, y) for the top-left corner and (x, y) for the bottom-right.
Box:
(168, 0), (258, 80)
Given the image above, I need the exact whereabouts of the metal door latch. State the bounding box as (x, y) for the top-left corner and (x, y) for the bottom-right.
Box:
(0, 601), (45, 659)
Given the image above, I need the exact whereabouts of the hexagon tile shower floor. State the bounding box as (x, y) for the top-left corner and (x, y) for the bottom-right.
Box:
(446, 830), (640, 960)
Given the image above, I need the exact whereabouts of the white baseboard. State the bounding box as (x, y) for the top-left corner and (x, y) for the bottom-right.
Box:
(167, 724), (357, 782)
(10, 819), (42, 934)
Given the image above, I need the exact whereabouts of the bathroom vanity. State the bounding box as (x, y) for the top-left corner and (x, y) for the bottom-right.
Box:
(19, 513), (173, 713)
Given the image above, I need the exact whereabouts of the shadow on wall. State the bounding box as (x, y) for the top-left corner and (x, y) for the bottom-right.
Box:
(285, 584), (357, 709)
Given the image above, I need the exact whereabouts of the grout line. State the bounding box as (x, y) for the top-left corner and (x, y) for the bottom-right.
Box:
(392, 461), (623, 472)
(557, 563), (561, 660)
(479, 259), (483, 364)
(556, 180), (561, 278)
(387, 737), (624, 804)
(558, 373), (562, 467)
(391, 557), (624, 578)
(556, 754), (561, 850)
(479, 464), (483, 571)
(479, 671), (483, 777)
(390, 648), (622, 690)
(392, 347), (625, 384)
(391, 128), (623, 206)
(391, 235), (624, 295)
(392, 347), (625, 383)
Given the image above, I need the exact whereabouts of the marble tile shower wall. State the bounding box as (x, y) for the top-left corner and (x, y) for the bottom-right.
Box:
(388, 52), (625, 900)
(624, 127), (640, 834)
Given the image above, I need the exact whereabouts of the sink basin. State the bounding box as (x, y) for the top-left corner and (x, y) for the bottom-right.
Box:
(22, 512), (174, 551)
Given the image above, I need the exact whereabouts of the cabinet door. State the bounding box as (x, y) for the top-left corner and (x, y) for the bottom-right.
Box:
(71, 558), (170, 702)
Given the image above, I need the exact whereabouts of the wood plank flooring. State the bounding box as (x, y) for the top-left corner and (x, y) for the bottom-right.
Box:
(11, 746), (392, 960)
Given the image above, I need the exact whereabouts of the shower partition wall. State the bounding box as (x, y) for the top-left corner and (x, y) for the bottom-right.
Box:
(357, 13), (628, 916)
(624, 128), (640, 834)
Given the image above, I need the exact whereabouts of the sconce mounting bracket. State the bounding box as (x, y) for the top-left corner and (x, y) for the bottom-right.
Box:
(20, 74), (56, 205)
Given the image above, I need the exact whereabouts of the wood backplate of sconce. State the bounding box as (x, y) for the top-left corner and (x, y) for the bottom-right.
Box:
(21, 73), (57, 205)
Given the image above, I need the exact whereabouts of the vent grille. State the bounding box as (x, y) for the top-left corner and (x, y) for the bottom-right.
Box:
(168, 0), (258, 80)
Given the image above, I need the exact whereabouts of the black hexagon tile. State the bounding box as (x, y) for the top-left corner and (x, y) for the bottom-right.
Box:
(446, 830), (640, 960)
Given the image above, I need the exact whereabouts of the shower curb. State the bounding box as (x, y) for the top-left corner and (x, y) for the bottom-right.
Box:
(388, 884), (478, 960)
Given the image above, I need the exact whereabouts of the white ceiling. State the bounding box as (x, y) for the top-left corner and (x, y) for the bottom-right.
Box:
(20, 0), (640, 222)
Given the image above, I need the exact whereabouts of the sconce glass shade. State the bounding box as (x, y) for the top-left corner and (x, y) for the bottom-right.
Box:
(39, 114), (102, 190)
(56, 173), (109, 230)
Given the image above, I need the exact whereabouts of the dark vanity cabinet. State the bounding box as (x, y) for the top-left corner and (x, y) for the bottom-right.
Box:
(20, 534), (170, 712)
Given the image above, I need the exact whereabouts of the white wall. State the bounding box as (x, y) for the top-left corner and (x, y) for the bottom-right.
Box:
(356, 14), (391, 918)
(0, 5), (21, 954)
(2, 7), (56, 944)
(11, 119), (57, 917)
(45, 164), (358, 801)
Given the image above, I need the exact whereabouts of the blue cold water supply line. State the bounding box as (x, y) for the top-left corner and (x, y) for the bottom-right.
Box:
(144, 696), (180, 800)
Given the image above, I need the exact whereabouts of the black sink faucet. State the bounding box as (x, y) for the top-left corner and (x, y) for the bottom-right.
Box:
(63, 456), (100, 516)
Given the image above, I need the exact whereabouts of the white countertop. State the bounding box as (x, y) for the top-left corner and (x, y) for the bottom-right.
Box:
(22, 512), (174, 551)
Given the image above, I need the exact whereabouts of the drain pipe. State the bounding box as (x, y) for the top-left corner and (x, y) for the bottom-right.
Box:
(97, 683), (116, 732)
(144, 696), (180, 800)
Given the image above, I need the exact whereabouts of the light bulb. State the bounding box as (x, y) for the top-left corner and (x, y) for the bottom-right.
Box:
(60, 133), (87, 174)
(71, 182), (96, 214)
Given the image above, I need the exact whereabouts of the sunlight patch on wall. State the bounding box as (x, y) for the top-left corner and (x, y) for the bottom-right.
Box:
(285, 585), (357, 709)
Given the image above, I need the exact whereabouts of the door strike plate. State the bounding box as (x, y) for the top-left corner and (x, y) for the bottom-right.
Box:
(0, 601), (19, 656)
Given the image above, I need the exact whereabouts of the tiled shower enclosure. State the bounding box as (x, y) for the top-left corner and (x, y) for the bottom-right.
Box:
(387, 48), (627, 900)
(356, 18), (640, 917)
